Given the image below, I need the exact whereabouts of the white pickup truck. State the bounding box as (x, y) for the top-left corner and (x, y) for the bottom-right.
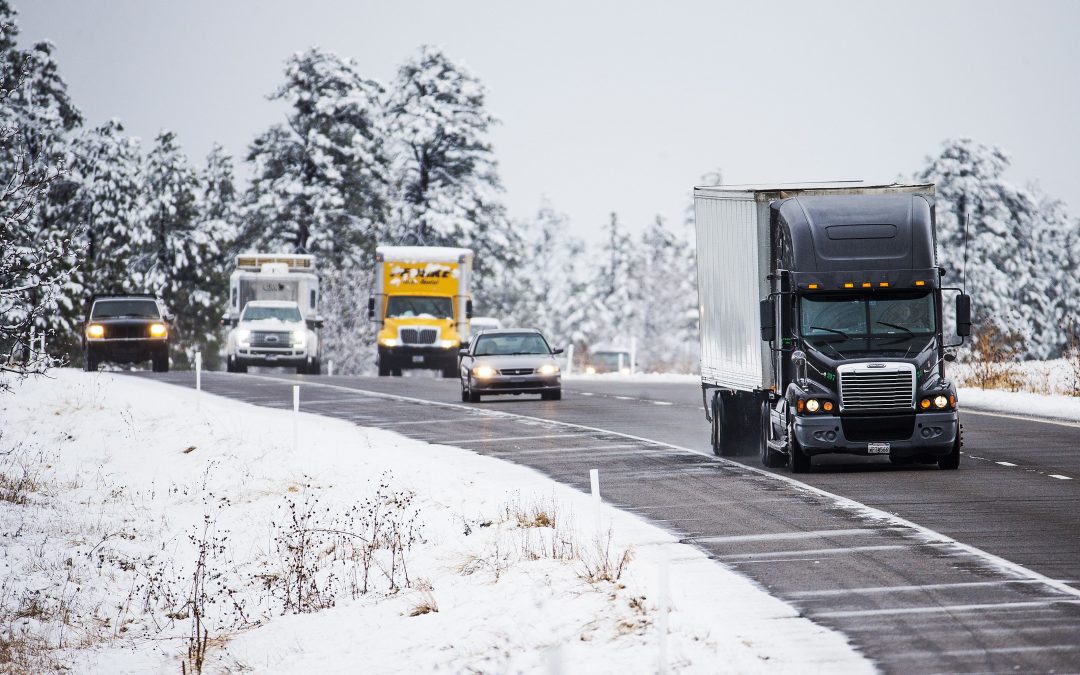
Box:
(225, 300), (321, 374)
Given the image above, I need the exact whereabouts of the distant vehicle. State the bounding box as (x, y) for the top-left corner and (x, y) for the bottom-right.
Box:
(458, 329), (563, 402)
(584, 348), (633, 375)
(222, 253), (323, 374)
(224, 300), (321, 374)
(693, 182), (971, 472)
(469, 316), (502, 335)
(370, 246), (473, 377)
(83, 294), (170, 372)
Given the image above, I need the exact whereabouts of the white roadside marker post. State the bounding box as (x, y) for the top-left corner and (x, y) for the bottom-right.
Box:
(293, 385), (300, 453)
(590, 468), (601, 537)
(194, 351), (202, 411)
(630, 337), (637, 375)
(29, 325), (35, 361)
(328, 359), (334, 377)
(658, 553), (670, 673)
(565, 344), (574, 376)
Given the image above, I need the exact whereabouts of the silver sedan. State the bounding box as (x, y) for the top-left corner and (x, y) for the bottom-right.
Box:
(459, 329), (563, 402)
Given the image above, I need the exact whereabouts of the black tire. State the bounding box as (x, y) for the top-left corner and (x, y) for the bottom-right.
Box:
(939, 426), (961, 470)
(711, 393), (738, 457)
(378, 362), (390, 377)
(84, 352), (97, 372)
(309, 359), (321, 376)
(391, 368), (403, 377)
(152, 353), (169, 373)
(759, 401), (787, 468)
(541, 389), (562, 401)
(788, 423), (811, 473)
(226, 357), (235, 373)
(467, 380), (481, 403)
(296, 363), (307, 374)
(235, 362), (247, 374)
(461, 385), (469, 402)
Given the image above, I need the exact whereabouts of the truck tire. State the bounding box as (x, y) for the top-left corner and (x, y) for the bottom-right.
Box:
(759, 401), (787, 468)
(939, 425), (961, 470)
(710, 392), (739, 457)
(378, 361), (390, 377)
(296, 363), (307, 374)
(152, 353), (169, 373)
(788, 422), (810, 473)
(84, 352), (97, 372)
(235, 362), (247, 374)
(226, 358), (235, 373)
(309, 359), (321, 375)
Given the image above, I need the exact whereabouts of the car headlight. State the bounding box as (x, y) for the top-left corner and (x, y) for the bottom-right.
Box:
(805, 398), (821, 413)
(236, 329), (251, 344)
(292, 330), (306, 346)
(933, 395), (949, 409)
(86, 324), (104, 339)
(380, 337), (399, 347)
(538, 364), (559, 376)
(585, 366), (596, 375)
(440, 339), (456, 349)
(149, 323), (167, 337)
(473, 365), (495, 378)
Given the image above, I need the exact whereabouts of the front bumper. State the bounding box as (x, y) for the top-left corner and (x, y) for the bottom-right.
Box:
(380, 345), (458, 368)
(794, 411), (958, 457)
(236, 346), (310, 367)
(471, 374), (561, 395)
(87, 339), (167, 363)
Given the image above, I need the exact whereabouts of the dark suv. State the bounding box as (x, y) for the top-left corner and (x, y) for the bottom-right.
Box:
(83, 295), (170, 372)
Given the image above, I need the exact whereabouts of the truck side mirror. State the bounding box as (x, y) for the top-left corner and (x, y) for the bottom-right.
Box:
(465, 299), (474, 319)
(759, 297), (775, 341)
(956, 294), (972, 337)
(367, 297), (375, 320)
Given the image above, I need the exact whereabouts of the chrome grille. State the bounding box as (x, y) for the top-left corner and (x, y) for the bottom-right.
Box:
(499, 368), (535, 376)
(400, 327), (438, 345)
(839, 364), (915, 411)
(252, 332), (290, 348)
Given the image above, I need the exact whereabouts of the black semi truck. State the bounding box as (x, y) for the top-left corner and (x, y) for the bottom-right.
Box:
(693, 183), (971, 472)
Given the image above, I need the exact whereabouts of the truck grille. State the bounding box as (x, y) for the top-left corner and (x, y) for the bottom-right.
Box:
(252, 332), (291, 348)
(839, 364), (915, 411)
(499, 368), (535, 376)
(400, 327), (438, 345)
(105, 325), (150, 339)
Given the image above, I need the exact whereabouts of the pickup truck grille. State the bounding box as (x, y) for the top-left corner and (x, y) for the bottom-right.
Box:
(252, 332), (291, 348)
(839, 364), (915, 411)
(104, 325), (150, 339)
(400, 327), (438, 345)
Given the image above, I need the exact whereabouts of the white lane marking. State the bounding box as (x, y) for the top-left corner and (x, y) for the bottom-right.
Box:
(579, 392), (594, 396)
(1049, 474), (1072, 480)
(440, 433), (574, 444)
(996, 461), (1018, 467)
(692, 528), (876, 544)
(374, 418), (479, 427)
(964, 408), (1080, 429)
(227, 372), (1080, 602)
(715, 544), (907, 560)
(899, 644), (1080, 658)
(789, 579), (1059, 598)
(817, 599), (1080, 619)
(614, 396), (633, 400)
(654, 401), (674, 406)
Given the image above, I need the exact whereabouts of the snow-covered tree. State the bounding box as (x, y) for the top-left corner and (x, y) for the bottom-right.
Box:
(387, 46), (519, 314)
(574, 213), (640, 356)
(636, 216), (698, 372)
(142, 130), (219, 367)
(194, 143), (240, 367)
(917, 138), (1039, 351)
(244, 47), (390, 269)
(0, 2), (83, 377)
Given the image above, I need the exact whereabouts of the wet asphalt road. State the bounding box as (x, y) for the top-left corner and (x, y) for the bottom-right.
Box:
(134, 371), (1080, 674)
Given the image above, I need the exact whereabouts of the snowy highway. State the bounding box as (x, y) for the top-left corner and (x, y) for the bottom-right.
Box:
(139, 371), (1080, 674)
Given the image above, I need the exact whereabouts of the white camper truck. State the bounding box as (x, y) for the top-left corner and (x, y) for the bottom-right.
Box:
(222, 253), (324, 374)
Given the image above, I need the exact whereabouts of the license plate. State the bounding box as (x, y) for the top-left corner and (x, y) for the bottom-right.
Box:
(867, 442), (891, 454)
(412, 355), (424, 363)
(511, 377), (526, 383)
(265, 355), (277, 361)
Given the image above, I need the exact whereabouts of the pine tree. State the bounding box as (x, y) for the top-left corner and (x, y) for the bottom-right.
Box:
(578, 213), (639, 355)
(244, 47), (390, 269)
(917, 138), (1039, 352)
(636, 216), (698, 372)
(195, 143), (239, 367)
(142, 130), (216, 367)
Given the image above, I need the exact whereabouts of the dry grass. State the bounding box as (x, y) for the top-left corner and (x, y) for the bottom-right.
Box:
(964, 323), (1026, 391)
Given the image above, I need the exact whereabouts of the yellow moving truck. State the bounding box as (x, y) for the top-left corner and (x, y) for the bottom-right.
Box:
(368, 246), (473, 377)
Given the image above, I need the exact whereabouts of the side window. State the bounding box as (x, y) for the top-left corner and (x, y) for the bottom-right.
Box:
(309, 289), (316, 310)
(231, 287), (238, 308)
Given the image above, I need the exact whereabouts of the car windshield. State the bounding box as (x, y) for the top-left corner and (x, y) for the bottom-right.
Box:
(474, 333), (551, 356)
(799, 291), (937, 356)
(242, 305), (302, 322)
(386, 296), (453, 319)
(91, 299), (160, 319)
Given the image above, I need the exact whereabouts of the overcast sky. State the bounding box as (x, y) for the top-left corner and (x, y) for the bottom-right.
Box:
(18, 0), (1080, 243)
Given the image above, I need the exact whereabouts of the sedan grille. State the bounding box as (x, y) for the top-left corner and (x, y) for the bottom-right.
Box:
(839, 364), (915, 412)
(499, 368), (535, 376)
(400, 327), (438, 345)
(252, 332), (291, 348)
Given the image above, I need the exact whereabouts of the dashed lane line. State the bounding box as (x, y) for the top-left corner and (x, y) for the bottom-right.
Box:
(789, 579), (1068, 599)
(817, 599), (1080, 619)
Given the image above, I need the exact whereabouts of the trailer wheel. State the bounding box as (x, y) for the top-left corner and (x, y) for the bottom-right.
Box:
(759, 401), (786, 468)
(710, 393), (738, 457)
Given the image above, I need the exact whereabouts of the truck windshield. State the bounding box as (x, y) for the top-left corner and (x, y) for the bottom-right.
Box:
(242, 305), (302, 322)
(386, 296), (453, 319)
(92, 299), (160, 319)
(799, 292), (936, 355)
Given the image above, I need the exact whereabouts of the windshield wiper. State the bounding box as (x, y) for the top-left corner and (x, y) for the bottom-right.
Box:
(809, 326), (851, 339)
(876, 321), (914, 338)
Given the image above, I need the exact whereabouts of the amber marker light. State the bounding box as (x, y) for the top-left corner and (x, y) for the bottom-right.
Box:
(879, 282), (890, 287)
(844, 282), (855, 289)
(808, 283), (819, 290)
(920, 398), (932, 409)
(823, 401), (834, 412)
(915, 280), (926, 287)
(797, 399), (805, 413)
(861, 282), (872, 288)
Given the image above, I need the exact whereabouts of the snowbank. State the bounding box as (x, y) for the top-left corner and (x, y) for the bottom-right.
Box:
(0, 370), (872, 674)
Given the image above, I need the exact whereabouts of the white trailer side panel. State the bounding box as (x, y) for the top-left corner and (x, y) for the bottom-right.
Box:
(694, 195), (770, 391)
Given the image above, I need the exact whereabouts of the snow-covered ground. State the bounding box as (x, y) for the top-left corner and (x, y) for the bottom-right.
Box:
(0, 370), (872, 674)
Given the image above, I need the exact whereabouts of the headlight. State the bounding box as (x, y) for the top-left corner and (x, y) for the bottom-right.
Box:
(473, 365), (495, 378)
(149, 323), (167, 337)
(292, 330), (306, 346)
(236, 329), (251, 344)
(439, 339), (456, 349)
(86, 324), (104, 339)
(933, 395), (949, 409)
(538, 364), (559, 376)
(585, 366), (596, 375)
(380, 337), (399, 347)
(805, 398), (821, 413)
